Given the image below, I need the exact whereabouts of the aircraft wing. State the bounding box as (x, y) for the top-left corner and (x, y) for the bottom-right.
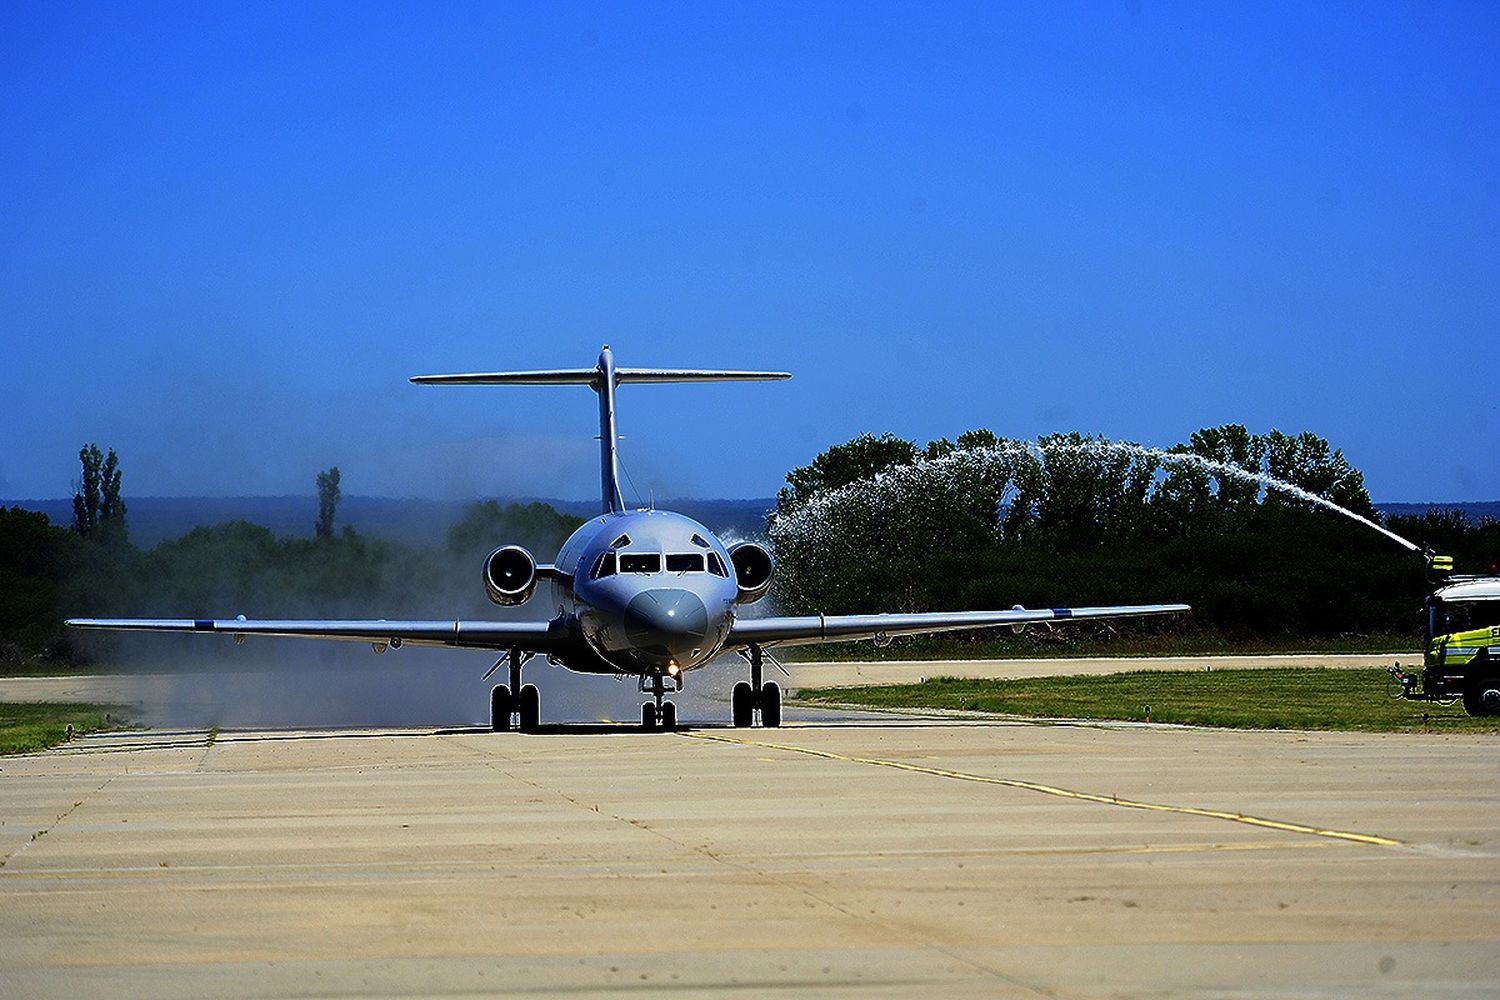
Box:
(725, 604), (1190, 648)
(66, 617), (563, 652)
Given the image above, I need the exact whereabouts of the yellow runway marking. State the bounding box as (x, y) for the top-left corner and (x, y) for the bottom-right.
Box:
(684, 731), (1406, 849)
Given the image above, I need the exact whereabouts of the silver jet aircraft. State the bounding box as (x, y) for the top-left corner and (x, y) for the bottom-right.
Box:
(70, 348), (1189, 730)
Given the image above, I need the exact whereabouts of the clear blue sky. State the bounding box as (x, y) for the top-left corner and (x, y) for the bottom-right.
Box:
(3, 2), (1496, 503)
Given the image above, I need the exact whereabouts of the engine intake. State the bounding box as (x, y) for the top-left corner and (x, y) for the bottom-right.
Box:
(728, 542), (774, 604)
(483, 545), (537, 606)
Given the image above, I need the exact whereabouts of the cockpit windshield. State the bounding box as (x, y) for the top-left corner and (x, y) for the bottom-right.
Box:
(596, 548), (725, 577)
(619, 553), (662, 574)
(666, 553), (704, 573)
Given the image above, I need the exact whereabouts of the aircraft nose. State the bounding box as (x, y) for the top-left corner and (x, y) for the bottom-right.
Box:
(623, 589), (709, 659)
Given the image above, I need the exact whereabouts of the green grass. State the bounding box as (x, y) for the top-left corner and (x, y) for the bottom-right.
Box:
(795, 668), (1500, 733)
(784, 632), (1418, 662)
(0, 702), (130, 755)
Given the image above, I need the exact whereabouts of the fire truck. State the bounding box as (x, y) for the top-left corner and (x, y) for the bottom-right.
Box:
(1391, 558), (1500, 716)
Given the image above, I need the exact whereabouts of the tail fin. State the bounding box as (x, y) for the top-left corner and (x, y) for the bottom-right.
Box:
(412, 347), (789, 514)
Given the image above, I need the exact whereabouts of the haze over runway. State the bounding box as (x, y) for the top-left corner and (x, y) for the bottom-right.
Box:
(3, 3), (1499, 503)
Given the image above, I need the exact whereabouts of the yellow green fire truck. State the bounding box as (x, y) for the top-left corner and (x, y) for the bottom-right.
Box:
(1392, 570), (1500, 716)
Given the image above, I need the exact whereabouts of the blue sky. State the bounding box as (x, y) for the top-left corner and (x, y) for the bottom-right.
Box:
(3, 2), (1496, 503)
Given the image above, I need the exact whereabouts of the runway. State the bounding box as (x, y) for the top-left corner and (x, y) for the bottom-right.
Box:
(2, 708), (1496, 998)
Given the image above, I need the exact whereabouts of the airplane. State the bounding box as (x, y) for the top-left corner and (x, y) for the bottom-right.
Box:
(68, 347), (1190, 731)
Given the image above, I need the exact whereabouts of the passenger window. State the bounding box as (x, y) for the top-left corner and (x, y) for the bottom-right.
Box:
(706, 553), (727, 577)
(619, 553), (661, 574)
(591, 551), (616, 579)
(666, 553), (704, 573)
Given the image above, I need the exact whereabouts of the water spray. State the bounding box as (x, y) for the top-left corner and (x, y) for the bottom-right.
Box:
(771, 436), (1427, 557)
(1070, 442), (1424, 555)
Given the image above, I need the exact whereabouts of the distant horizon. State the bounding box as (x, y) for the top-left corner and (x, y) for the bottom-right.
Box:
(6, 492), (1497, 507)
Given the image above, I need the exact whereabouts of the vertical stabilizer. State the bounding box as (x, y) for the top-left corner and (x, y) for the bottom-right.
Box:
(595, 347), (625, 514)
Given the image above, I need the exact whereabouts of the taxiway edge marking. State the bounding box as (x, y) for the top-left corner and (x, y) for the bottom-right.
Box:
(681, 731), (1407, 849)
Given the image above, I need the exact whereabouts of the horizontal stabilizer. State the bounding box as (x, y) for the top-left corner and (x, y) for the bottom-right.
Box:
(411, 369), (599, 386)
(413, 348), (789, 513)
(615, 368), (790, 383)
(411, 368), (790, 386)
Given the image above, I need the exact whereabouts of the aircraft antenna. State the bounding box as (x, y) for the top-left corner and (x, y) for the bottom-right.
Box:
(617, 449), (646, 511)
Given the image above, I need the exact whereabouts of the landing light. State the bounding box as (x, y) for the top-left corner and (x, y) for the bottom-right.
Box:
(667, 662), (681, 677)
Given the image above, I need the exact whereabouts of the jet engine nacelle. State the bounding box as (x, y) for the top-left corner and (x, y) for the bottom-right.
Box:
(728, 542), (774, 604)
(483, 545), (538, 606)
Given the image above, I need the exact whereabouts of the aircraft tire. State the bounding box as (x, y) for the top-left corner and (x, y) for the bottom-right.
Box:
(661, 701), (677, 730)
(731, 682), (754, 728)
(642, 702), (658, 730)
(760, 681), (782, 728)
(490, 685), (513, 732)
(518, 684), (541, 732)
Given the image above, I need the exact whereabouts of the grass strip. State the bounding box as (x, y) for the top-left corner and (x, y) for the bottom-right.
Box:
(786, 633), (1417, 662)
(0, 702), (130, 755)
(796, 668), (1500, 733)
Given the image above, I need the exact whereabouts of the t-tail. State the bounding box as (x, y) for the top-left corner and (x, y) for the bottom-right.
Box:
(411, 347), (790, 514)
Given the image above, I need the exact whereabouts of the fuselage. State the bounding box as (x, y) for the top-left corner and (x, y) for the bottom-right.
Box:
(548, 509), (740, 676)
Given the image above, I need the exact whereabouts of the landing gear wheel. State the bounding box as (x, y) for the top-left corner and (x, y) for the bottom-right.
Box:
(731, 682), (754, 728)
(490, 685), (513, 731)
(661, 701), (677, 731)
(1463, 683), (1500, 717)
(518, 684), (541, 732)
(642, 702), (658, 731)
(760, 680), (782, 728)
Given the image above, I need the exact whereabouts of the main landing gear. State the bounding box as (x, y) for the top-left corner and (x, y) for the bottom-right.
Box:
(641, 671), (682, 731)
(732, 645), (781, 728)
(491, 647), (541, 732)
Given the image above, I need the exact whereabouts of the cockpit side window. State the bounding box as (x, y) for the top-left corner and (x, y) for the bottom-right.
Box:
(591, 551), (617, 579)
(706, 552), (728, 577)
(666, 553), (704, 573)
(619, 553), (661, 574)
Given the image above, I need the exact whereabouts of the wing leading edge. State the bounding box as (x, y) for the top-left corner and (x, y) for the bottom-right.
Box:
(725, 604), (1190, 648)
(65, 617), (562, 652)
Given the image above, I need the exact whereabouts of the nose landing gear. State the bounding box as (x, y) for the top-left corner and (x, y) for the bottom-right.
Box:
(490, 647), (541, 732)
(641, 670), (682, 731)
(732, 645), (781, 728)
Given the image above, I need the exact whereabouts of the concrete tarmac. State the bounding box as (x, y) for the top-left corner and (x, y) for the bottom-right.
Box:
(2, 708), (1496, 998)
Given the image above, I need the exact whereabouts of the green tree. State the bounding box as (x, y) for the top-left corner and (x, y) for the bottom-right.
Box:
(776, 433), (920, 514)
(1262, 430), (1373, 516)
(315, 467), (341, 538)
(71, 444), (126, 543)
(1188, 424), (1265, 509)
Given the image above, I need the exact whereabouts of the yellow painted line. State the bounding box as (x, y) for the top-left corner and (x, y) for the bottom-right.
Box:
(793, 840), (1329, 863)
(683, 731), (1406, 849)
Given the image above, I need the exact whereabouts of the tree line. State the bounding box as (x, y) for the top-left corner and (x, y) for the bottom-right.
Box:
(0, 448), (583, 668)
(5, 431), (1497, 667)
(767, 427), (1500, 642)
